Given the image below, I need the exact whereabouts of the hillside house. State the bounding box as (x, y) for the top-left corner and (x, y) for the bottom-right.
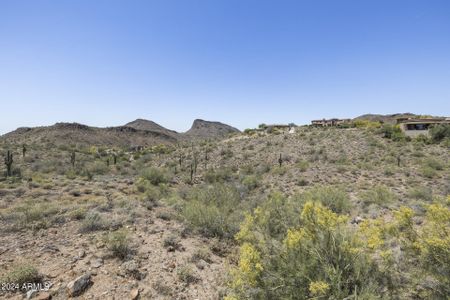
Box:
(397, 117), (450, 137)
(311, 118), (351, 127)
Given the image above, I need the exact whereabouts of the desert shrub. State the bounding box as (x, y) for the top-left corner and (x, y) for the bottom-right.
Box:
(10, 201), (59, 230)
(408, 186), (433, 202)
(294, 186), (351, 214)
(140, 184), (166, 209)
(429, 124), (450, 143)
(220, 148), (234, 159)
(104, 229), (130, 259)
(177, 264), (198, 284)
(384, 167), (395, 176)
(204, 167), (233, 183)
(296, 178), (309, 186)
(421, 166), (437, 179)
(228, 200), (387, 299)
(255, 163), (271, 175)
(181, 183), (242, 238)
(423, 157), (444, 170)
(379, 124), (403, 139)
(271, 166), (287, 175)
(353, 120), (382, 129)
(360, 185), (396, 206)
(241, 175), (260, 190)
(0, 263), (40, 286)
(68, 207), (88, 220)
(79, 212), (106, 232)
(360, 203), (450, 298)
(191, 248), (211, 263)
(86, 161), (109, 175)
(65, 169), (77, 179)
(296, 160), (309, 172)
(163, 234), (181, 249)
(140, 167), (169, 185)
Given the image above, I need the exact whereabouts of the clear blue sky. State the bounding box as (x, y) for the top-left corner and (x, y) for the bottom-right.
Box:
(1, 0), (449, 134)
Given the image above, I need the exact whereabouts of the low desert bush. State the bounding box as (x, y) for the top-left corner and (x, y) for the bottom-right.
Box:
(296, 160), (309, 172)
(163, 234), (181, 249)
(181, 183), (242, 238)
(104, 229), (130, 259)
(408, 186), (433, 202)
(429, 124), (450, 143)
(360, 185), (396, 206)
(294, 186), (351, 214)
(79, 212), (106, 232)
(177, 264), (198, 284)
(423, 157), (444, 170)
(140, 167), (169, 185)
(241, 175), (260, 190)
(421, 166), (437, 179)
(0, 263), (40, 286)
(86, 161), (109, 175)
(204, 167), (233, 183)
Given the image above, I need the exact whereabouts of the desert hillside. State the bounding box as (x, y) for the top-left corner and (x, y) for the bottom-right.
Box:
(0, 120), (449, 299)
(0, 119), (239, 149)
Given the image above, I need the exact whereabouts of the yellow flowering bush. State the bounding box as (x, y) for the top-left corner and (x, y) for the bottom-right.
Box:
(229, 198), (384, 299)
(309, 281), (330, 296)
(228, 192), (450, 299)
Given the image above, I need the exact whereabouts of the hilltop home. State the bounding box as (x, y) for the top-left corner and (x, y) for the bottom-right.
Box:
(311, 118), (351, 127)
(397, 117), (450, 137)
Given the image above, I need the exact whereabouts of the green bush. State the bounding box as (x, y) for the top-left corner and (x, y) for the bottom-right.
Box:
(141, 167), (169, 185)
(429, 124), (450, 143)
(0, 263), (40, 286)
(408, 186), (433, 202)
(204, 167), (233, 183)
(79, 212), (106, 232)
(177, 264), (198, 284)
(104, 229), (130, 259)
(296, 160), (309, 172)
(181, 183), (242, 238)
(421, 166), (437, 179)
(294, 186), (351, 214)
(241, 175), (260, 190)
(379, 124), (407, 141)
(360, 185), (396, 206)
(87, 161), (109, 175)
(424, 157), (444, 170)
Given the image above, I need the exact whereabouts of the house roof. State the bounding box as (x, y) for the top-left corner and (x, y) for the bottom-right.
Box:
(398, 117), (450, 124)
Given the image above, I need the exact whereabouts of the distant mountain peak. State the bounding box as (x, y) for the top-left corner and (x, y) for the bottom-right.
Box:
(184, 119), (240, 139)
(124, 119), (178, 137)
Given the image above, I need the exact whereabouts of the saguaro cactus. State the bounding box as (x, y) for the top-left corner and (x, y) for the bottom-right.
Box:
(4, 150), (13, 177)
(179, 153), (183, 168)
(70, 151), (76, 168)
(22, 145), (27, 158)
(204, 149), (209, 170)
(278, 153), (283, 167)
(113, 154), (117, 165)
(190, 162), (194, 184)
(191, 143), (198, 175)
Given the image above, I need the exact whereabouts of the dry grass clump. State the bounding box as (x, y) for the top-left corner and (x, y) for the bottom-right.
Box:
(0, 263), (41, 286)
(104, 228), (131, 259)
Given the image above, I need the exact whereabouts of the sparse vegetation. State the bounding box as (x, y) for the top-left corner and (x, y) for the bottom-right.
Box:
(1, 119), (449, 299)
(360, 185), (396, 206)
(104, 228), (131, 259)
(0, 263), (40, 287)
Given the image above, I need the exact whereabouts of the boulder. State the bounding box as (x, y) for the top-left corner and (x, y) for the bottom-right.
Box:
(66, 273), (92, 297)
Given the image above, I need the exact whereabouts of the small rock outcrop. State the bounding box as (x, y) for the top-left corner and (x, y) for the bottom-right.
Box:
(66, 273), (92, 297)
